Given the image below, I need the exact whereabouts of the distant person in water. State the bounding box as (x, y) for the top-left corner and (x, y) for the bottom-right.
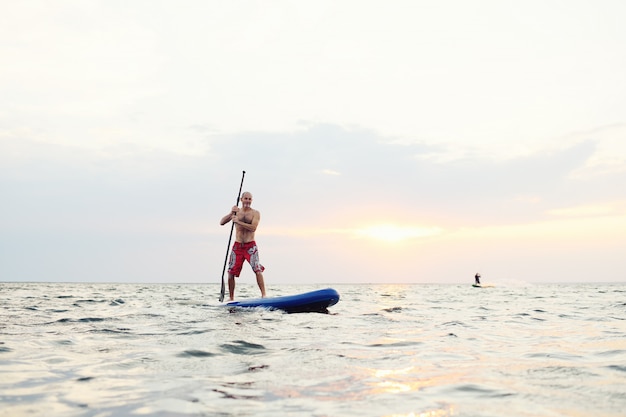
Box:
(475, 273), (481, 285)
(220, 191), (266, 301)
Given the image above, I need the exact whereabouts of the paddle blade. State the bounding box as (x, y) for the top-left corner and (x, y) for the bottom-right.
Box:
(219, 280), (225, 302)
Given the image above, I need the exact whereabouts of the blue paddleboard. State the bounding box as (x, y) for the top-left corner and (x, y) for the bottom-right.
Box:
(226, 288), (340, 313)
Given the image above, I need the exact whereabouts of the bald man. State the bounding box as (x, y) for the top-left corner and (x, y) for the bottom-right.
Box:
(220, 191), (267, 301)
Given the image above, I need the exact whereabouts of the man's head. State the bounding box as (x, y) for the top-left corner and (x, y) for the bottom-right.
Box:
(240, 192), (253, 207)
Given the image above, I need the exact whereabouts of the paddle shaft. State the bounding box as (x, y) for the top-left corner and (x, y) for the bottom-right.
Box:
(219, 171), (246, 302)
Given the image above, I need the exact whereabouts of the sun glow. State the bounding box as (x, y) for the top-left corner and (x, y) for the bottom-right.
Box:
(355, 224), (443, 243)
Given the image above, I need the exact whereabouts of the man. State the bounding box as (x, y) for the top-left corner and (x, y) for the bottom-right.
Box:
(220, 191), (266, 301)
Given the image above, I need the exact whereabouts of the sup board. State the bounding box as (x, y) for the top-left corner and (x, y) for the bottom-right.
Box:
(472, 284), (495, 288)
(226, 288), (340, 313)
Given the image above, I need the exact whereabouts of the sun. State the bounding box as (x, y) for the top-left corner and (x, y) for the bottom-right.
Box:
(355, 224), (442, 243)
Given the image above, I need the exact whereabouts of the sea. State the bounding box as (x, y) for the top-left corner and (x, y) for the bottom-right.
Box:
(1, 282), (625, 417)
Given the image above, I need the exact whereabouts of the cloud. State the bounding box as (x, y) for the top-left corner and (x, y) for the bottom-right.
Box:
(547, 201), (626, 218)
(2, 122), (625, 283)
(322, 169), (341, 176)
(566, 124), (626, 179)
(353, 224), (444, 243)
(1, 122), (616, 228)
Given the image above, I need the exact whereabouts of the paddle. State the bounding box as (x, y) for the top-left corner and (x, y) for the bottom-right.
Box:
(219, 170), (246, 302)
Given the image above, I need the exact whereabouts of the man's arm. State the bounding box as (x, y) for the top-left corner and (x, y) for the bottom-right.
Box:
(219, 213), (233, 226)
(220, 206), (240, 225)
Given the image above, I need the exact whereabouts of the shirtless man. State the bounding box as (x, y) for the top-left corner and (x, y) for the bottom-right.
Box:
(220, 191), (266, 301)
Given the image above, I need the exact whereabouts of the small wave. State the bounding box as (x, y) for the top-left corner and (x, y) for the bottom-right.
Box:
(177, 329), (211, 336)
(606, 365), (626, 373)
(525, 352), (584, 360)
(220, 340), (266, 355)
(177, 349), (218, 358)
(448, 383), (516, 399)
(55, 317), (108, 323)
(368, 340), (422, 348)
(78, 317), (106, 322)
(212, 388), (260, 400)
(440, 320), (470, 327)
(95, 328), (131, 334)
(248, 364), (269, 371)
(135, 313), (165, 319)
(596, 349), (626, 357)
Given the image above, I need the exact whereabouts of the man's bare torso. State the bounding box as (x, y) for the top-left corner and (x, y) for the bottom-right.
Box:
(235, 208), (258, 243)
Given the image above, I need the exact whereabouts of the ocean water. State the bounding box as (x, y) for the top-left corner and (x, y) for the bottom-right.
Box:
(1, 282), (625, 417)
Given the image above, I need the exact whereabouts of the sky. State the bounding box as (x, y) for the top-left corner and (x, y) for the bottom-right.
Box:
(1, 0), (626, 286)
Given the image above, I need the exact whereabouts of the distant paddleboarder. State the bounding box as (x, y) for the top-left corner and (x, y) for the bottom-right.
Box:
(474, 273), (481, 285)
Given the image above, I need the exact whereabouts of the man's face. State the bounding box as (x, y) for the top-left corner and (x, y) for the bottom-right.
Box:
(241, 193), (252, 208)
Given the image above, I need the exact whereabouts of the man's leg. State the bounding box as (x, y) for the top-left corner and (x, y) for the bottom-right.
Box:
(255, 272), (266, 298)
(228, 274), (236, 301)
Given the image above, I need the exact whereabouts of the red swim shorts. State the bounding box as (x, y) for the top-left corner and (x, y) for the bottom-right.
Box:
(227, 241), (265, 277)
